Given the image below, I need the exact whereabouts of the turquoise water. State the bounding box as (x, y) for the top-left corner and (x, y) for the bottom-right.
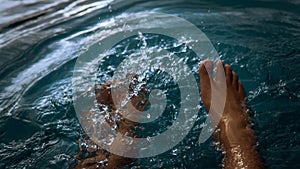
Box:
(0, 0), (300, 168)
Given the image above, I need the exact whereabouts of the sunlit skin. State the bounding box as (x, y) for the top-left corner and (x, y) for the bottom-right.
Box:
(74, 60), (265, 169)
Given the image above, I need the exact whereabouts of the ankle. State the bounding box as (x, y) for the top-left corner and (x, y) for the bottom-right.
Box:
(218, 117), (254, 146)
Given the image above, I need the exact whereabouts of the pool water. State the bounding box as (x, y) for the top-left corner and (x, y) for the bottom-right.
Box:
(0, 0), (300, 168)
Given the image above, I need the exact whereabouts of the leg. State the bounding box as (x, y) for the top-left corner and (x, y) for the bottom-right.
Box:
(199, 60), (265, 169)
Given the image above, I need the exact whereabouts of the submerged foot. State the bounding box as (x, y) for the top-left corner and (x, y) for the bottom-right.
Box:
(199, 59), (264, 169)
(75, 75), (148, 169)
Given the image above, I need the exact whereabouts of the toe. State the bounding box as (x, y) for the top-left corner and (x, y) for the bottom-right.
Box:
(199, 59), (214, 76)
(199, 59), (213, 109)
(238, 82), (247, 100)
(96, 85), (113, 106)
(199, 59), (213, 86)
(215, 60), (226, 82)
(232, 72), (239, 91)
(225, 65), (233, 85)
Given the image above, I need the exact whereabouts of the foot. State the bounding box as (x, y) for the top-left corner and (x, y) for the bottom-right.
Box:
(75, 75), (148, 168)
(199, 59), (253, 147)
(199, 60), (264, 169)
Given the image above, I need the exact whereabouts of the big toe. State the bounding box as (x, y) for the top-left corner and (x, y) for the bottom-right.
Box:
(199, 59), (213, 109)
(199, 59), (213, 76)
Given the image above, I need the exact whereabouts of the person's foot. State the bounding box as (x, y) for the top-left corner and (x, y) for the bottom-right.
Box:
(199, 59), (254, 146)
(199, 59), (264, 169)
(75, 75), (147, 169)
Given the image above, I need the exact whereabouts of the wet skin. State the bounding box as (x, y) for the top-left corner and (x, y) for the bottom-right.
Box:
(74, 75), (148, 169)
(75, 61), (265, 169)
(199, 60), (265, 169)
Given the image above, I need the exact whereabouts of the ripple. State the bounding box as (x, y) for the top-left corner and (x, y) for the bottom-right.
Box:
(0, 0), (300, 168)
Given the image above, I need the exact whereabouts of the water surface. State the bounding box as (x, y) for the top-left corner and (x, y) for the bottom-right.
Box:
(0, 0), (300, 168)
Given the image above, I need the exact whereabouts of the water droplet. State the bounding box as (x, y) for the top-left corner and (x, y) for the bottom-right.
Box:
(172, 148), (178, 155)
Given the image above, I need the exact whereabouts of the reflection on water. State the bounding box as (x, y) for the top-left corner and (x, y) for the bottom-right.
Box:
(0, 0), (300, 168)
